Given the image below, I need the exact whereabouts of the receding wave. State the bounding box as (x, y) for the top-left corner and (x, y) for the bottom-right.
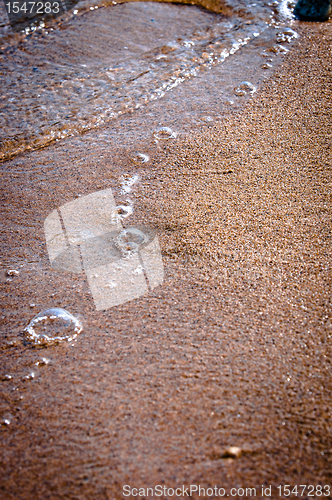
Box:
(0, 0), (295, 161)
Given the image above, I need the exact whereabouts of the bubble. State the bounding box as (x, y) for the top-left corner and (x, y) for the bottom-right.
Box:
(2, 374), (12, 381)
(114, 228), (149, 257)
(132, 265), (144, 275)
(6, 270), (19, 276)
(261, 63), (273, 69)
(24, 308), (83, 346)
(182, 40), (194, 47)
(35, 357), (50, 366)
(234, 81), (257, 97)
(276, 28), (298, 44)
(2, 419), (10, 426)
(153, 127), (177, 140)
(132, 153), (149, 164)
(105, 281), (117, 288)
(261, 50), (274, 58)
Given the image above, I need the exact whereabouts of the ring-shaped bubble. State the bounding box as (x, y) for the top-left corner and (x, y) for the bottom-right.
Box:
(153, 127), (177, 140)
(114, 228), (149, 255)
(132, 153), (150, 164)
(24, 308), (82, 346)
(234, 81), (257, 97)
(276, 28), (298, 44)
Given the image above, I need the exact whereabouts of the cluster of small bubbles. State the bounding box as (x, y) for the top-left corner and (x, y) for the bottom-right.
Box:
(276, 28), (298, 44)
(24, 308), (83, 346)
(153, 127), (177, 140)
(114, 228), (148, 257)
(2, 419), (10, 426)
(2, 374), (12, 381)
(23, 372), (35, 381)
(131, 153), (149, 164)
(234, 81), (257, 97)
(120, 174), (139, 194)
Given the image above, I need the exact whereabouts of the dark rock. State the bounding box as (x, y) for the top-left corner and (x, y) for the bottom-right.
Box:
(294, 0), (332, 21)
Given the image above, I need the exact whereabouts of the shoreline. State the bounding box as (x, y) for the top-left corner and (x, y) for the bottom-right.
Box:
(0, 0), (290, 163)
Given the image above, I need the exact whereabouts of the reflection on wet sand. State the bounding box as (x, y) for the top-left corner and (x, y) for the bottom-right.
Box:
(44, 188), (164, 310)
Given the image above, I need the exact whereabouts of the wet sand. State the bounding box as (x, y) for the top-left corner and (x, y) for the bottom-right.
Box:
(0, 16), (331, 500)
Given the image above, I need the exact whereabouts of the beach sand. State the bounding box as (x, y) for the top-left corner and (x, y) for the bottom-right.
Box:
(0, 15), (331, 500)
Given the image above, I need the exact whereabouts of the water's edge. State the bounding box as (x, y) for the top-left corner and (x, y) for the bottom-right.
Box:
(0, 0), (296, 162)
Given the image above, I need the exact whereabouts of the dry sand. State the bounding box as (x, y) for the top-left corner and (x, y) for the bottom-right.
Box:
(0, 17), (331, 500)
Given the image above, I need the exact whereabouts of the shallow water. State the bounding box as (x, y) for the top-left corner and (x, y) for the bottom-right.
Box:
(0, 0), (296, 161)
(24, 307), (82, 344)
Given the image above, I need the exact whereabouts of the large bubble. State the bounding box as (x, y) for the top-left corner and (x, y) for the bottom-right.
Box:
(24, 308), (82, 346)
